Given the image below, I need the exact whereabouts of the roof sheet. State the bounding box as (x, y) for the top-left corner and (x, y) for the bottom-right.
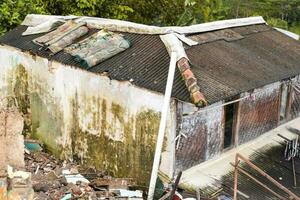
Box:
(1, 24), (300, 104)
(208, 144), (300, 200)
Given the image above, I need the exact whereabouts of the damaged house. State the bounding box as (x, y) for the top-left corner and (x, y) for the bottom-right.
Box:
(0, 14), (300, 198)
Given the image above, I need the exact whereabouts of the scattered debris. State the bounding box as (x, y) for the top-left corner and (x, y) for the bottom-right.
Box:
(0, 174), (7, 200)
(23, 147), (146, 199)
(62, 169), (90, 185)
(1, 165), (35, 200)
(278, 131), (300, 188)
(90, 177), (134, 190)
(60, 193), (72, 200)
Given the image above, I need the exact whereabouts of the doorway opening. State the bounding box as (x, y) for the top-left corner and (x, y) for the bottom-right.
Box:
(224, 101), (237, 149)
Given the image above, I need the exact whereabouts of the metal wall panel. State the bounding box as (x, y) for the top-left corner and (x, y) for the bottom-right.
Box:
(238, 83), (281, 145)
(290, 76), (300, 119)
(290, 90), (300, 119)
(175, 102), (224, 172)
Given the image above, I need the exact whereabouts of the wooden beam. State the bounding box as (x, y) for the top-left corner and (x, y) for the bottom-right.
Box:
(237, 153), (300, 200)
(232, 99), (241, 147)
(285, 83), (293, 121)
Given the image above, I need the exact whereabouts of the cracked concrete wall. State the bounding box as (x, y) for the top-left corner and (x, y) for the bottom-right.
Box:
(0, 45), (176, 185)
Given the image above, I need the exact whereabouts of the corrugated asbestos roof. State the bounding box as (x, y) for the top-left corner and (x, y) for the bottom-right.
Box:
(1, 24), (300, 104)
(202, 144), (300, 200)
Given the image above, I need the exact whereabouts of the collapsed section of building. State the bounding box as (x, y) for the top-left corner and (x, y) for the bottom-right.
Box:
(0, 14), (300, 199)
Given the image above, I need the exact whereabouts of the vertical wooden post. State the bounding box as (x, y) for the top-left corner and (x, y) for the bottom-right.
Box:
(292, 157), (297, 188)
(277, 83), (283, 125)
(233, 154), (239, 200)
(285, 83), (293, 121)
(233, 100), (241, 147)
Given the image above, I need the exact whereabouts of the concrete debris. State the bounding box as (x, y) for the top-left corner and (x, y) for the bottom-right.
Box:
(112, 189), (143, 198)
(60, 193), (72, 200)
(62, 169), (90, 184)
(0, 179), (7, 200)
(90, 177), (134, 190)
(217, 195), (232, 200)
(24, 149), (144, 199)
(0, 165), (34, 200)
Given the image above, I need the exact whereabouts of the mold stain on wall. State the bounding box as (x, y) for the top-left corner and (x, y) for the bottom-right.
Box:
(71, 93), (161, 185)
(0, 49), (171, 186)
(7, 64), (31, 136)
(30, 92), (63, 156)
(6, 62), (64, 156)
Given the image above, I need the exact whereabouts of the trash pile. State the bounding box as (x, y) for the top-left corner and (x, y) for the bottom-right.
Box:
(24, 142), (143, 200)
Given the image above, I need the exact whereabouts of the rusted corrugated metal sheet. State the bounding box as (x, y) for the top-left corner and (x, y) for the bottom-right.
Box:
(175, 102), (224, 172)
(288, 76), (300, 120)
(237, 83), (281, 145)
(290, 90), (300, 119)
(1, 25), (300, 104)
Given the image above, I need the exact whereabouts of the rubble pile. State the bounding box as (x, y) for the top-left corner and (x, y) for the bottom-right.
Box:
(24, 149), (143, 200)
(0, 105), (198, 200)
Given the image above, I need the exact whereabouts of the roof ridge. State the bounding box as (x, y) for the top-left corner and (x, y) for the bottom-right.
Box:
(22, 14), (266, 35)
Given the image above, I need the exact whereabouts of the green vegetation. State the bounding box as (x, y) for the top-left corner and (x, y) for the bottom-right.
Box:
(0, 0), (300, 36)
(0, 0), (47, 35)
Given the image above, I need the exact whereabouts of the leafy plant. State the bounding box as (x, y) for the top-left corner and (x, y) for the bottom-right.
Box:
(0, 0), (300, 36)
(0, 0), (47, 35)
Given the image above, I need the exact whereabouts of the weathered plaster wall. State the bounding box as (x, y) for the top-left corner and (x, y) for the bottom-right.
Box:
(175, 101), (224, 173)
(0, 45), (176, 184)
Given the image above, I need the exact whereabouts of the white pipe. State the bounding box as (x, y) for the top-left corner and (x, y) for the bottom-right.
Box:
(147, 51), (177, 200)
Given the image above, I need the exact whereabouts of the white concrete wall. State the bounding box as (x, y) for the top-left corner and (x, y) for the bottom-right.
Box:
(0, 45), (176, 183)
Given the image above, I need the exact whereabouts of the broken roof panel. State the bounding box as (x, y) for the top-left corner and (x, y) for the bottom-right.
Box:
(1, 24), (300, 104)
(65, 30), (130, 68)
